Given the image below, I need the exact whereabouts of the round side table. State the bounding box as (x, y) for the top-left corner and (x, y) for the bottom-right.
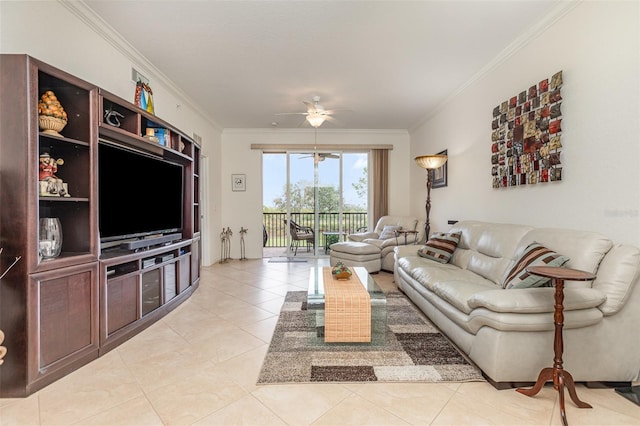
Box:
(516, 265), (596, 426)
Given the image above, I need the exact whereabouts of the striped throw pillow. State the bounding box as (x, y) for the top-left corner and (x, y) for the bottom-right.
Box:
(502, 242), (570, 289)
(417, 232), (461, 264)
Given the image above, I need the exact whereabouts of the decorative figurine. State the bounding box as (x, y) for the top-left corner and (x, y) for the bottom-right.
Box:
(38, 153), (70, 197)
(220, 227), (233, 263)
(239, 227), (248, 261)
(104, 108), (124, 127)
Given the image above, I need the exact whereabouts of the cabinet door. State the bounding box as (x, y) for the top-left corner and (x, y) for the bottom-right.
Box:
(178, 254), (191, 294)
(191, 239), (200, 284)
(164, 263), (177, 302)
(29, 262), (99, 384)
(106, 274), (138, 335)
(141, 268), (161, 316)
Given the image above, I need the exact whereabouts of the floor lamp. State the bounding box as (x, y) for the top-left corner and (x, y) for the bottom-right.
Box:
(415, 154), (448, 243)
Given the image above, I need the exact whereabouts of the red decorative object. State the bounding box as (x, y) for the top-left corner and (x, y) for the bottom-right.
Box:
(491, 71), (563, 188)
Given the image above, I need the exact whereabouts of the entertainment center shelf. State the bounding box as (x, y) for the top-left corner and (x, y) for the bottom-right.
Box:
(99, 239), (197, 354)
(99, 89), (196, 163)
(0, 54), (202, 397)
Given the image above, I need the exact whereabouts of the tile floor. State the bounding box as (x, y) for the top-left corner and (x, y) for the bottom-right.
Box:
(1, 258), (639, 425)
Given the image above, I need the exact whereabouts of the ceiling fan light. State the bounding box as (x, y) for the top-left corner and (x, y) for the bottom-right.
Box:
(307, 113), (326, 128)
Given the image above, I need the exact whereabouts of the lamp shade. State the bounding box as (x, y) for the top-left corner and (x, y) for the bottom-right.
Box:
(415, 154), (447, 170)
(306, 112), (326, 128)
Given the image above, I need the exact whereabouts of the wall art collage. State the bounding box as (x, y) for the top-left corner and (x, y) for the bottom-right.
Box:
(491, 70), (563, 188)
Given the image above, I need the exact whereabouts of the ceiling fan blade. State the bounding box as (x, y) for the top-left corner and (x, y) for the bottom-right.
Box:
(323, 108), (352, 115)
(274, 112), (308, 116)
(303, 101), (317, 113)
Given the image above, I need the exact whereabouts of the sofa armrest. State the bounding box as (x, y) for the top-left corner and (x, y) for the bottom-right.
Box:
(379, 237), (404, 249)
(349, 231), (379, 242)
(394, 245), (420, 259)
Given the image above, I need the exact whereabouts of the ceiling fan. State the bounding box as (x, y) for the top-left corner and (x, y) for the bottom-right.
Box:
(299, 152), (340, 163)
(275, 96), (347, 128)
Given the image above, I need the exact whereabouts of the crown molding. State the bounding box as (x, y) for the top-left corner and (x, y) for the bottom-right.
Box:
(222, 128), (409, 135)
(410, 0), (581, 132)
(61, 0), (223, 132)
(250, 144), (394, 152)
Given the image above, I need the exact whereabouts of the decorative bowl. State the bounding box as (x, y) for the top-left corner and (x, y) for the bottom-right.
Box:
(331, 261), (352, 280)
(39, 115), (67, 137)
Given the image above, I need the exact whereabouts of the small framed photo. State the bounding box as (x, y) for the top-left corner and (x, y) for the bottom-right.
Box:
(232, 174), (246, 192)
(432, 149), (448, 188)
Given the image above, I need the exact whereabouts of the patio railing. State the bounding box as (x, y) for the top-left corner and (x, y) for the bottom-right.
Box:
(263, 212), (368, 247)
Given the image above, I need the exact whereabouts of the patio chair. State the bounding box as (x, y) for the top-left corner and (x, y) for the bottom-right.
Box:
(285, 219), (315, 255)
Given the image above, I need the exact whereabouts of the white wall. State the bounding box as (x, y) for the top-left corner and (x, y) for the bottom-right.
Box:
(4, 1), (638, 263)
(410, 1), (640, 246)
(0, 1), (223, 265)
(220, 129), (410, 259)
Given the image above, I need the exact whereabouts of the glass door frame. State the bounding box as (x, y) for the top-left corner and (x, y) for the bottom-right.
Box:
(284, 150), (344, 257)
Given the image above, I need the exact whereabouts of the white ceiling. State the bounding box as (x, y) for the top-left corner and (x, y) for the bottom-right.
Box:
(83, 0), (561, 130)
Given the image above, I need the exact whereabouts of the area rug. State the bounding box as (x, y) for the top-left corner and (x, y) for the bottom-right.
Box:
(267, 257), (308, 263)
(257, 291), (484, 384)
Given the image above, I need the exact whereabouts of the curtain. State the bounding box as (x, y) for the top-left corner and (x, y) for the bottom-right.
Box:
(371, 149), (388, 224)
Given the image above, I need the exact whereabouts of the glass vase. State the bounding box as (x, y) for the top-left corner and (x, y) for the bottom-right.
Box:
(39, 217), (62, 259)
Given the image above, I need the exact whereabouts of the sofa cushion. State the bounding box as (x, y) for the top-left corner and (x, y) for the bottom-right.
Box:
(396, 255), (497, 313)
(515, 228), (612, 275)
(379, 225), (402, 240)
(331, 241), (381, 255)
(468, 287), (607, 313)
(417, 232), (461, 264)
(450, 221), (534, 283)
(467, 307), (604, 333)
(502, 242), (570, 289)
(431, 280), (497, 315)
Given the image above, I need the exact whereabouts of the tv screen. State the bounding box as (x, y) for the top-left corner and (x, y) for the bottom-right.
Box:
(98, 141), (183, 243)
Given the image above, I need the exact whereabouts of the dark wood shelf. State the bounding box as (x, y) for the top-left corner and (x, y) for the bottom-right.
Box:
(0, 54), (201, 398)
(39, 197), (90, 203)
(39, 132), (90, 147)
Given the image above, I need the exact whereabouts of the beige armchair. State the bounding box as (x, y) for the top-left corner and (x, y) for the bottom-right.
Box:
(346, 215), (423, 271)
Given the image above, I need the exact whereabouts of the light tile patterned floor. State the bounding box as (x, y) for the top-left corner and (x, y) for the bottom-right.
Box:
(1, 258), (639, 425)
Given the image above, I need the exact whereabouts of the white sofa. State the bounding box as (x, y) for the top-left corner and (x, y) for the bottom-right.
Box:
(330, 215), (424, 272)
(394, 220), (640, 387)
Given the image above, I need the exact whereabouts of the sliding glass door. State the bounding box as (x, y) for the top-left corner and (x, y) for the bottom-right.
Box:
(262, 151), (368, 257)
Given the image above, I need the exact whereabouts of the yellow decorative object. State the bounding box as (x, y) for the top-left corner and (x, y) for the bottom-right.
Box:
(38, 115), (67, 137)
(38, 90), (68, 137)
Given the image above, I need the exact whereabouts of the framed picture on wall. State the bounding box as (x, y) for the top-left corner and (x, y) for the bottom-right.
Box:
(432, 149), (448, 188)
(232, 174), (246, 192)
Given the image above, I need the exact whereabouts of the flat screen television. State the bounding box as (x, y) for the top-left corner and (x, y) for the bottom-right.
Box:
(98, 141), (183, 246)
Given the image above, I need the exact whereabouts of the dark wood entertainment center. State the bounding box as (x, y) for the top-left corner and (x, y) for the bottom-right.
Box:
(0, 55), (201, 397)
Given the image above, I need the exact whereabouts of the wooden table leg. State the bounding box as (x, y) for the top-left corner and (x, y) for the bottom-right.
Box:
(516, 367), (554, 398)
(516, 275), (592, 426)
(563, 369), (592, 409)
